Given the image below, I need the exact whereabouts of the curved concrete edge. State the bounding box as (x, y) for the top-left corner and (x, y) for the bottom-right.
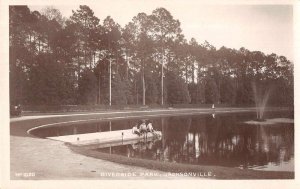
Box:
(11, 107), (259, 123)
(25, 107), (258, 135)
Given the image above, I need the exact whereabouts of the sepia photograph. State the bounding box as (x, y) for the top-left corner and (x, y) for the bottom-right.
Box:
(1, 0), (299, 188)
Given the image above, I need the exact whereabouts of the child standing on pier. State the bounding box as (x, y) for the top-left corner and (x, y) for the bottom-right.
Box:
(139, 120), (147, 134)
(146, 120), (154, 133)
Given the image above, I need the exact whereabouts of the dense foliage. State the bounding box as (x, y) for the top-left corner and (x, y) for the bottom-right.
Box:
(9, 6), (293, 107)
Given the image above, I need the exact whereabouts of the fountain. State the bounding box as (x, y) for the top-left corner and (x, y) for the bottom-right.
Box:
(245, 82), (293, 125)
(252, 82), (271, 121)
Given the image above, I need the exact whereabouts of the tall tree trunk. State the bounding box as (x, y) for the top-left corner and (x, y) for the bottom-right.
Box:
(142, 59), (145, 106)
(89, 51), (92, 69)
(192, 61), (195, 84)
(185, 61), (188, 83)
(98, 69), (101, 104)
(84, 50), (86, 68)
(126, 52), (129, 80)
(218, 80), (221, 104)
(93, 52), (96, 68)
(135, 80), (139, 105)
(77, 48), (80, 79)
(197, 61), (201, 103)
(38, 36), (41, 52)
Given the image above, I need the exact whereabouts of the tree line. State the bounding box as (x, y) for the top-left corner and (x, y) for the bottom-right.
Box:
(9, 5), (293, 107)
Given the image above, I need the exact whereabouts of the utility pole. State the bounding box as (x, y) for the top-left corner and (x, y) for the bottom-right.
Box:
(161, 45), (164, 106)
(161, 59), (164, 106)
(109, 57), (112, 106)
(108, 31), (112, 107)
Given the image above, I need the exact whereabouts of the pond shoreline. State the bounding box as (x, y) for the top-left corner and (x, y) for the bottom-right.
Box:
(10, 107), (294, 179)
(69, 144), (294, 179)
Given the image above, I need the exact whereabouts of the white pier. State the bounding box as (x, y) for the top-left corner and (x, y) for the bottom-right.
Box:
(47, 129), (161, 147)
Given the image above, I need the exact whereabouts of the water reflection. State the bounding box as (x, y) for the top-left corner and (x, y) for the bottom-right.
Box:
(31, 112), (294, 171)
(98, 113), (294, 171)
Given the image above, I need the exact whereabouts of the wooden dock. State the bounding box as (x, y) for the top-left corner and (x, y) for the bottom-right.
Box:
(47, 129), (162, 147)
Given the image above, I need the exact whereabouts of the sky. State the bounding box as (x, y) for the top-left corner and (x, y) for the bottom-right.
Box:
(29, 1), (294, 61)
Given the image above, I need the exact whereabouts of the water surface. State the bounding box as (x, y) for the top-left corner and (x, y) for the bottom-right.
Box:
(31, 111), (294, 172)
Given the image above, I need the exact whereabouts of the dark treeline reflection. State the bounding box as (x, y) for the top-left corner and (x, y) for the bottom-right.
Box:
(98, 113), (294, 169)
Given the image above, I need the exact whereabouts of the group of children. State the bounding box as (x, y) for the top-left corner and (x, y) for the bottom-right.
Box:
(132, 120), (154, 136)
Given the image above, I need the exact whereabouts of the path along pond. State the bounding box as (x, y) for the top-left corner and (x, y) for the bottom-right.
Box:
(30, 111), (294, 172)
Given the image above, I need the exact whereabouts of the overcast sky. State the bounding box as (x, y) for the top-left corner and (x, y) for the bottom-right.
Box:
(29, 1), (293, 61)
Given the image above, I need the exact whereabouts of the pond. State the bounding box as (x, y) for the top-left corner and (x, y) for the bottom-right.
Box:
(30, 111), (294, 172)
